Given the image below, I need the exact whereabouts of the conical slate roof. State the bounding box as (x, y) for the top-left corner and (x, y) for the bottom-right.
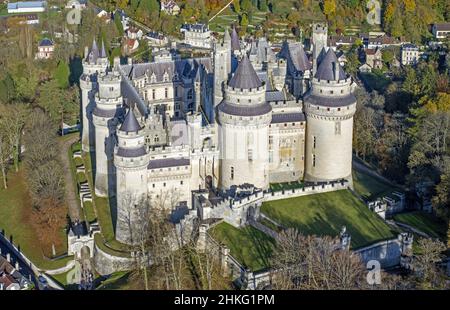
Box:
(120, 108), (142, 132)
(315, 48), (346, 81)
(228, 55), (263, 89)
(231, 27), (240, 51)
(89, 39), (99, 63)
(100, 40), (107, 58)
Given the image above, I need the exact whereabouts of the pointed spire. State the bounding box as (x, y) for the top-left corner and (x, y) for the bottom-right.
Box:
(315, 48), (346, 81)
(120, 107), (142, 133)
(224, 28), (231, 43)
(90, 39), (99, 63)
(228, 55), (263, 89)
(100, 40), (107, 58)
(231, 26), (240, 51)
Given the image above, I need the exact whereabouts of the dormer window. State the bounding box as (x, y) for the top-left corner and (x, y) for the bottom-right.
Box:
(150, 73), (156, 83)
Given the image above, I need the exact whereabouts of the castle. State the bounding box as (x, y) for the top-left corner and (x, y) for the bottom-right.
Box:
(80, 24), (357, 245)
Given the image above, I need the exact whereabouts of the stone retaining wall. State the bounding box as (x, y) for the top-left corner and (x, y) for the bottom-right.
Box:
(93, 242), (136, 276)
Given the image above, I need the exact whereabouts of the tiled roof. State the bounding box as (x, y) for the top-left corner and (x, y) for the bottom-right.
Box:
(231, 26), (240, 51)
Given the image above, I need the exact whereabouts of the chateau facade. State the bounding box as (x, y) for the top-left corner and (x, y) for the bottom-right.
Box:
(80, 24), (357, 245)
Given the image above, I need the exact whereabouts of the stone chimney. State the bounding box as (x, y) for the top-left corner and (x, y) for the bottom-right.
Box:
(334, 61), (339, 81)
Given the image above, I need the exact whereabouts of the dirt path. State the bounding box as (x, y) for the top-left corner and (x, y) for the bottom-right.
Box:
(59, 134), (81, 221)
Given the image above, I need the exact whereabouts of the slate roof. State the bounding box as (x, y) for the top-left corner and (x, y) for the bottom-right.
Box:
(304, 93), (356, 107)
(314, 48), (346, 81)
(279, 41), (311, 75)
(231, 27), (240, 51)
(228, 55), (263, 89)
(266, 91), (286, 102)
(93, 107), (123, 118)
(218, 101), (272, 117)
(120, 58), (212, 84)
(120, 108), (142, 132)
(271, 113), (306, 124)
(148, 158), (190, 170)
(116, 146), (147, 158)
(39, 38), (53, 46)
(434, 22), (450, 31)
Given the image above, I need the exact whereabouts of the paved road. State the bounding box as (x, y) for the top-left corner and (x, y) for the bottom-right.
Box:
(59, 134), (82, 221)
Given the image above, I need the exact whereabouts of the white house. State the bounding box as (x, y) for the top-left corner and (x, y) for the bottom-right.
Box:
(401, 44), (420, 66)
(35, 38), (54, 59)
(181, 23), (211, 49)
(7, 1), (47, 13)
(65, 0), (87, 10)
(161, 0), (180, 16)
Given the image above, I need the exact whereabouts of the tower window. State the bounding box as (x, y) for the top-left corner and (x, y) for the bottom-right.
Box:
(165, 88), (168, 98)
(248, 149), (253, 162)
(335, 121), (341, 135)
(313, 154), (316, 167)
(230, 167), (234, 180)
(152, 89), (156, 100)
(313, 136), (316, 149)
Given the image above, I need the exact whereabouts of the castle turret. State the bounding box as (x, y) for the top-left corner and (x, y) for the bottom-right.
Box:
(92, 70), (123, 197)
(114, 107), (149, 245)
(80, 40), (109, 152)
(304, 48), (356, 183)
(312, 23), (328, 75)
(218, 55), (271, 190)
(213, 29), (232, 109)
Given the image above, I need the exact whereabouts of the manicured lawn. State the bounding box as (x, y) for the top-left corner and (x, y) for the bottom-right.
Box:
(83, 201), (97, 223)
(83, 152), (130, 253)
(209, 222), (275, 271)
(352, 169), (396, 201)
(261, 190), (396, 249)
(393, 211), (447, 240)
(0, 170), (71, 270)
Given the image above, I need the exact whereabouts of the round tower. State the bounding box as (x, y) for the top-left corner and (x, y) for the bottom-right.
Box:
(218, 55), (272, 190)
(80, 40), (109, 152)
(114, 108), (149, 245)
(92, 70), (123, 197)
(304, 49), (356, 183)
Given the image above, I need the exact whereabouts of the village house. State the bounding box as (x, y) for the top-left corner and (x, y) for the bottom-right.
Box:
(35, 38), (54, 59)
(181, 23), (211, 49)
(161, 0), (180, 16)
(146, 31), (168, 46)
(401, 44), (420, 66)
(364, 48), (383, 70)
(7, 1), (47, 13)
(432, 22), (450, 40)
(65, 0), (87, 9)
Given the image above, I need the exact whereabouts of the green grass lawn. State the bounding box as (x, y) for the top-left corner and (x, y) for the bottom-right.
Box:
(261, 190), (396, 249)
(83, 201), (97, 223)
(353, 169), (397, 201)
(209, 222), (275, 271)
(0, 170), (72, 270)
(96, 271), (132, 290)
(393, 211), (447, 240)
